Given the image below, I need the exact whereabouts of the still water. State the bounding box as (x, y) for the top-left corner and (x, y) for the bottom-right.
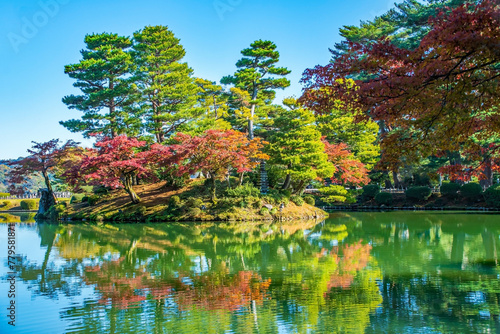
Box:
(1, 212), (500, 333)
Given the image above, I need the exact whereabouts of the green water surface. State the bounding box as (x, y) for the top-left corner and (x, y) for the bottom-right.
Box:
(1, 212), (499, 333)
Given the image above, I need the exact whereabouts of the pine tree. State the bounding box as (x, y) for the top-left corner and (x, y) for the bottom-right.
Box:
(61, 33), (137, 138)
(132, 25), (201, 143)
(221, 40), (291, 139)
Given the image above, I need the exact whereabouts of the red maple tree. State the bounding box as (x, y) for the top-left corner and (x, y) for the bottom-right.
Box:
(6, 139), (78, 203)
(301, 0), (500, 167)
(323, 139), (370, 186)
(150, 129), (269, 201)
(64, 135), (153, 204)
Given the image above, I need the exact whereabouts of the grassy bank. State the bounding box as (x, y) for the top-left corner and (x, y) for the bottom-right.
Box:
(46, 179), (327, 222)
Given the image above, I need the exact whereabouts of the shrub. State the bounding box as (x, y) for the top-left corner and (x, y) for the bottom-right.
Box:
(188, 207), (201, 217)
(87, 195), (100, 206)
(484, 184), (500, 208)
(186, 197), (204, 208)
(320, 185), (356, 204)
(362, 184), (380, 199)
(440, 181), (461, 197)
(20, 200), (38, 210)
(259, 207), (270, 215)
(460, 182), (483, 201)
(70, 194), (86, 204)
(225, 183), (260, 198)
(405, 186), (432, 202)
(303, 195), (315, 206)
(1, 200), (11, 208)
(169, 196), (182, 208)
(375, 192), (393, 206)
(93, 186), (109, 195)
(290, 195), (304, 206)
(270, 207), (278, 215)
(0, 193), (10, 198)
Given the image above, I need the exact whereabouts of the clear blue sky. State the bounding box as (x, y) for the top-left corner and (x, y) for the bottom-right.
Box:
(0, 0), (395, 159)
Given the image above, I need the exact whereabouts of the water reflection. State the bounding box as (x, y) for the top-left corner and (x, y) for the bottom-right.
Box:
(1, 212), (500, 333)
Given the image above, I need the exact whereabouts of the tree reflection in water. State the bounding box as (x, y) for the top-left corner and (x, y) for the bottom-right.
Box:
(8, 212), (500, 333)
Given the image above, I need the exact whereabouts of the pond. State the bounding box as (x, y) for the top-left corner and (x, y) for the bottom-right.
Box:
(1, 212), (499, 333)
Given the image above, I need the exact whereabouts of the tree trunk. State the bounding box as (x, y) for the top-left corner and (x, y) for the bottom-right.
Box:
(210, 176), (217, 202)
(480, 157), (493, 189)
(41, 169), (57, 207)
(123, 175), (141, 204)
(392, 170), (401, 188)
(293, 180), (306, 195)
(282, 173), (291, 190)
(239, 172), (245, 186)
(248, 85), (258, 140)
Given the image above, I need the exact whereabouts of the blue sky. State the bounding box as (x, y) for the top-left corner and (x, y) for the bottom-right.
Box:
(0, 0), (395, 159)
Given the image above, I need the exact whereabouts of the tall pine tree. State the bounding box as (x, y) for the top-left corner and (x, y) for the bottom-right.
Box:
(61, 33), (137, 138)
(221, 40), (290, 139)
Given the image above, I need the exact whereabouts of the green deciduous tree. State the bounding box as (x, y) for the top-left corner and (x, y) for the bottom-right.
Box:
(266, 99), (334, 194)
(61, 33), (137, 138)
(221, 40), (291, 139)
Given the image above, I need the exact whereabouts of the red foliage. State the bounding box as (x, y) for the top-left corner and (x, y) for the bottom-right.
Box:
(65, 135), (152, 189)
(175, 270), (271, 312)
(326, 241), (372, 291)
(6, 139), (78, 195)
(301, 0), (500, 164)
(323, 139), (370, 186)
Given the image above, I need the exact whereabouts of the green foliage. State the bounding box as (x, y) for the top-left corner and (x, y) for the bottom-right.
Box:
(259, 207), (270, 215)
(460, 182), (483, 201)
(186, 197), (204, 209)
(362, 184), (380, 199)
(440, 181), (461, 197)
(266, 103), (334, 192)
(169, 196), (182, 208)
(0, 193), (10, 198)
(375, 192), (393, 206)
(225, 183), (260, 198)
(316, 110), (380, 169)
(303, 195), (315, 206)
(133, 25), (201, 142)
(405, 186), (432, 202)
(270, 207), (278, 215)
(484, 184), (500, 208)
(70, 194), (86, 204)
(290, 195), (304, 206)
(221, 39), (291, 138)
(87, 195), (100, 206)
(61, 33), (137, 137)
(320, 185), (356, 204)
(20, 200), (38, 210)
(187, 207), (201, 217)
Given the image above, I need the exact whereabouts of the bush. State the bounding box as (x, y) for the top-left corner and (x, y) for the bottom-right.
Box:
(440, 181), (461, 198)
(169, 196), (182, 208)
(93, 186), (109, 195)
(225, 183), (260, 198)
(70, 194), (86, 204)
(87, 195), (100, 206)
(484, 184), (500, 208)
(20, 199), (38, 210)
(460, 182), (483, 201)
(290, 195), (304, 206)
(270, 207), (278, 215)
(405, 186), (432, 202)
(320, 185), (356, 204)
(1, 200), (11, 208)
(303, 195), (315, 206)
(362, 184), (380, 199)
(186, 197), (204, 208)
(0, 193), (10, 198)
(188, 207), (201, 217)
(259, 207), (270, 215)
(375, 192), (393, 206)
